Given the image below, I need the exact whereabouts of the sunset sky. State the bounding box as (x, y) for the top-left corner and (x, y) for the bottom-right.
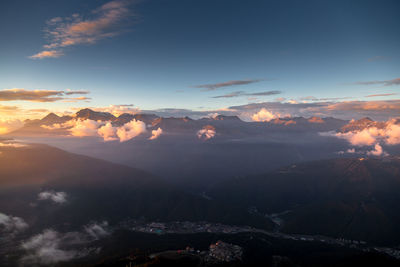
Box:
(0, 0), (399, 120)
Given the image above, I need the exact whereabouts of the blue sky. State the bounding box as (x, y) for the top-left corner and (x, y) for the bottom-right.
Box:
(0, 0), (399, 119)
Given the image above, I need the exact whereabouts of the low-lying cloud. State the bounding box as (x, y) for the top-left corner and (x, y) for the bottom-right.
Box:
(197, 125), (216, 140)
(38, 191), (68, 204)
(252, 108), (283, 122)
(0, 212), (28, 234)
(149, 127), (163, 140)
(44, 118), (147, 142)
(21, 221), (110, 265)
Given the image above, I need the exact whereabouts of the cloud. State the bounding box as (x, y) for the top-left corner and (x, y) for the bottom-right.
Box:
(117, 119), (146, 142)
(367, 143), (388, 156)
(0, 142), (28, 148)
(84, 221), (110, 239)
(97, 122), (118, 141)
(69, 119), (103, 137)
(0, 119), (24, 134)
(365, 93), (396, 98)
(38, 191), (68, 204)
(193, 79), (263, 91)
(308, 117), (324, 123)
(149, 127), (163, 140)
(0, 88), (90, 102)
(367, 56), (387, 62)
(0, 212), (28, 234)
(29, 50), (64, 59)
(31, 0), (135, 58)
(197, 125), (216, 140)
(44, 118), (147, 142)
(335, 128), (378, 146)
(64, 90), (90, 95)
(21, 221), (110, 265)
(354, 78), (400, 86)
(21, 230), (86, 265)
(329, 119), (399, 157)
(0, 89), (63, 102)
(212, 90), (281, 99)
(252, 108), (282, 122)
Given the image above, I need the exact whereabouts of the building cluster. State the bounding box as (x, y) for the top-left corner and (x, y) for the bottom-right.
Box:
(206, 240), (243, 263)
(124, 220), (253, 235)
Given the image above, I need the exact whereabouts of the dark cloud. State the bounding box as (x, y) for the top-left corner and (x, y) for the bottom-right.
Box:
(354, 78), (400, 86)
(212, 90), (281, 98)
(65, 90), (90, 95)
(192, 79), (264, 91)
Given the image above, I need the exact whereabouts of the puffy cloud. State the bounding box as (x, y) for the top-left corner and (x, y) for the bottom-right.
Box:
(21, 230), (85, 265)
(193, 79), (263, 91)
(31, 0), (135, 58)
(367, 143), (388, 156)
(385, 123), (400, 145)
(44, 118), (147, 142)
(252, 108), (281, 122)
(197, 125), (216, 140)
(334, 119), (400, 146)
(38, 191), (68, 204)
(69, 119), (103, 137)
(335, 128), (378, 146)
(149, 127), (163, 140)
(0, 212), (28, 234)
(21, 221), (110, 265)
(0, 119), (24, 134)
(97, 122), (118, 141)
(117, 119), (146, 142)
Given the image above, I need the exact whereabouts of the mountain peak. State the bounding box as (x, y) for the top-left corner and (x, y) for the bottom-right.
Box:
(75, 108), (115, 121)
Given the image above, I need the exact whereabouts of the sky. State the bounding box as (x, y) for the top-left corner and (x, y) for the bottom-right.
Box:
(0, 0), (399, 121)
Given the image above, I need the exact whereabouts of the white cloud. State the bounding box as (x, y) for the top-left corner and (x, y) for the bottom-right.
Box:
(38, 191), (68, 204)
(367, 143), (388, 156)
(21, 230), (85, 265)
(21, 221), (110, 265)
(149, 127), (163, 140)
(334, 119), (400, 146)
(97, 122), (118, 141)
(251, 108), (281, 122)
(69, 119), (103, 137)
(117, 119), (146, 142)
(197, 125), (216, 140)
(0, 212), (28, 234)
